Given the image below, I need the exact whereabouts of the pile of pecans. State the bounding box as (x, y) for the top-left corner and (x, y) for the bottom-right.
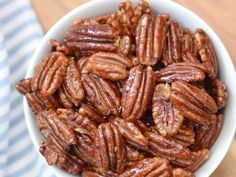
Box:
(15, 0), (227, 176)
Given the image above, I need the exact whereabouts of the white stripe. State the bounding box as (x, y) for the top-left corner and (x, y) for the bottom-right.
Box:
(0, 86), (10, 99)
(9, 120), (26, 139)
(0, 67), (9, 80)
(11, 63), (29, 83)
(0, 104), (10, 117)
(8, 138), (31, 159)
(10, 105), (23, 122)
(0, 51), (7, 63)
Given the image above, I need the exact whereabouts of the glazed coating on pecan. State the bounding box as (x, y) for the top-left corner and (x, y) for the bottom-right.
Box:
(15, 0), (227, 175)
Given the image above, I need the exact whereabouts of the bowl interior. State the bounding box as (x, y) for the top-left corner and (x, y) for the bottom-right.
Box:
(24, 0), (236, 176)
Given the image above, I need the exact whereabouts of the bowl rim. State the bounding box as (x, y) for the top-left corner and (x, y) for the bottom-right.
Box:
(24, 0), (236, 177)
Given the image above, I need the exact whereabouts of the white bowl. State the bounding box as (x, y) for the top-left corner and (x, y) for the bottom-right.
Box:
(24, 0), (236, 176)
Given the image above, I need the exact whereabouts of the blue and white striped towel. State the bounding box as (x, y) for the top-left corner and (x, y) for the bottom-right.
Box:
(0, 0), (55, 176)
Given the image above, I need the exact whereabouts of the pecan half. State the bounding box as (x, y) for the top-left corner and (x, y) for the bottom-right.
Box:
(152, 83), (184, 137)
(81, 73), (121, 116)
(207, 78), (227, 109)
(77, 57), (89, 74)
(162, 20), (183, 66)
(191, 114), (223, 151)
(32, 52), (69, 96)
(82, 168), (118, 177)
(111, 117), (149, 151)
(79, 103), (106, 123)
(185, 149), (209, 172)
(171, 80), (217, 124)
(120, 157), (172, 177)
(95, 123), (125, 174)
(146, 132), (193, 166)
(117, 35), (131, 57)
(15, 78), (32, 95)
(136, 14), (169, 65)
(125, 145), (145, 167)
(155, 62), (205, 83)
(194, 29), (218, 78)
(172, 168), (195, 177)
(65, 24), (117, 56)
(121, 65), (154, 122)
(50, 39), (72, 56)
(86, 52), (132, 81)
(59, 59), (84, 107)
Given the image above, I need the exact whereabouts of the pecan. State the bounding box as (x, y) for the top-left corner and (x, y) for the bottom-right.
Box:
(40, 140), (83, 174)
(86, 52), (132, 81)
(81, 73), (121, 116)
(185, 149), (209, 172)
(194, 29), (218, 78)
(36, 110), (77, 146)
(111, 117), (149, 151)
(15, 78), (32, 95)
(146, 132), (193, 166)
(155, 62), (205, 83)
(152, 83), (184, 136)
(120, 157), (172, 177)
(58, 59), (84, 107)
(79, 103), (106, 123)
(171, 125), (195, 147)
(50, 39), (72, 56)
(162, 20), (183, 66)
(172, 168), (195, 177)
(82, 168), (118, 177)
(171, 80), (217, 124)
(125, 145), (145, 167)
(65, 24), (117, 55)
(77, 57), (89, 74)
(117, 35), (131, 56)
(191, 114), (223, 151)
(136, 14), (169, 65)
(26, 92), (61, 114)
(32, 52), (69, 96)
(95, 123), (125, 174)
(121, 65), (154, 122)
(207, 79), (227, 109)
(182, 28), (199, 63)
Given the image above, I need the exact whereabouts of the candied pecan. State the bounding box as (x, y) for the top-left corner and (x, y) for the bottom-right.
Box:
(50, 39), (72, 56)
(171, 125), (195, 147)
(136, 14), (169, 65)
(57, 108), (97, 139)
(152, 83), (183, 137)
(79, 103), (106, 123)
(32, 52), (69, 96)
(194, 29), (218, 78)
(172, 168), (195, 177)
(77, 57), (89, 74)
(82, 168), (118, 177)
(155, 62), (205, 83)
(207, 78), (227, 109)
(58, 86), (73, 109)
(95, 123), (125, 174)
(26, 92), (61, 114)
(81, 73), (121, 116)
(146, 132), (193, 166)
(58, 59), (84, 107)
(40, 140), (83, 174)
(117, 35), (131, 56)
(111, 117), (149, 151)
(86, 52), (132, 81)
(125, 145), (145, 167)
(162, 20), (183, 66)
(65, 24), (117, 55)
(182, 28), (199, 63)
(120, 157), (172, 177)
(171, 80), (217, 124)
(15, 78), (32, 95)
(191, 114), (223, 151)
(121, 65), (154, 122)
(86, 15), (110, 25)
(185, 149), (209, 172)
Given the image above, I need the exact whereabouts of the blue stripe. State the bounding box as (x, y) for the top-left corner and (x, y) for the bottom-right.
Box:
(1, 5), (31, 24)
(7, 143), (33, 165)
(36, 164), (47, 177)
(7, 153), (39, 177)
(0, 0), (12, 9)
(0, 78), (10, 87)
(0, 93), (10, 106)
(9, 128), (28, 146)
(0, 127), (9, 140)
(8, 33), (42, 54)
(0, 60), (8, 69)
(0, 145), (8, 155)
(10, 50), (33, 71)
(11, 96), (22, 110)
(10, 112), (24, 128)
(5, 18), (38, 40)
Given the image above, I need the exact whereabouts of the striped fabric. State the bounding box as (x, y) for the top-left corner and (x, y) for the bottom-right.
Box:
(0, 0), (55, 176)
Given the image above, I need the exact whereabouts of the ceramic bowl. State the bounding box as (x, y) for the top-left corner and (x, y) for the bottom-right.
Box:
(24, 0), (236, 176)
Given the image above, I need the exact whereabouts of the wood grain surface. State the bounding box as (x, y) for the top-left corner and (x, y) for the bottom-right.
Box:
(31, 0), (236, 176)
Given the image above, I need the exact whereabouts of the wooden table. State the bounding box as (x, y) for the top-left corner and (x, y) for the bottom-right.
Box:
(31, 0), (236, 176)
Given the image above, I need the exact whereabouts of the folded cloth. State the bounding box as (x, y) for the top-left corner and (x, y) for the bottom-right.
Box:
(0, 0), (55, 176)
